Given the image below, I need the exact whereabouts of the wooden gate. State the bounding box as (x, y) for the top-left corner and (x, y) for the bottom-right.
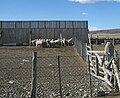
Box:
(87, 42), (120, 93)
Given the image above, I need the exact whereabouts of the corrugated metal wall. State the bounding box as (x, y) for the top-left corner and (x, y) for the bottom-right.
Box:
(0, 21), (88, 45)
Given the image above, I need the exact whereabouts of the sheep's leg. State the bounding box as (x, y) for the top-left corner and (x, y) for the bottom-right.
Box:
(36, 43), (38, 47)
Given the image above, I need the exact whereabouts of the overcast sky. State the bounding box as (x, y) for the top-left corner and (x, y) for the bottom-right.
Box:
(0, 0), (120, 31)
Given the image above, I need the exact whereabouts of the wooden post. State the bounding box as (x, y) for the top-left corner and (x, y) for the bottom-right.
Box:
(86, 43), (88, 62)
(88, 34), (93, 50)
(113, 39), (115, 45)
(105, 42), (114, 61)
(114, 72), (116, 92)
(58, 56), (62, 98)
(96, 56), (99, 76)
(31, 52), (37, 98)
(96, 35), (98, 45)
(81, 42), (83, 57)
(113, 59), (120, 92)
(88, 55), (93, 97)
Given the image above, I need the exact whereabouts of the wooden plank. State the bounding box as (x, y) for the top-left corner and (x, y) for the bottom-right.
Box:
(87, 51), (105, 54)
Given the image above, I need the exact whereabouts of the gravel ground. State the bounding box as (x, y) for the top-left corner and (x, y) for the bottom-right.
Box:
(0, 46), (90, 98)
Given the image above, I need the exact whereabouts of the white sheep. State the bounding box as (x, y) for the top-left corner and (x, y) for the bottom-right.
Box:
(45, 39), (51, 47)
(66, 38), (73, 46)
(61, 38), (67, 46)
(30, 39), (36, 46)
(36, 39), (44, 47)
(31, 37), (74, 48)
(54, 38), (61, 47)
(49, 39), (55, 47)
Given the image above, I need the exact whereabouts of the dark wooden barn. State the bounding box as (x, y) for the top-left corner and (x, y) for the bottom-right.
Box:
(0, 21), (88, 46)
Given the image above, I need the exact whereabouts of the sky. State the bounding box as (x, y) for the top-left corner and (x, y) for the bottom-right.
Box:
(0, 0), (120, 31)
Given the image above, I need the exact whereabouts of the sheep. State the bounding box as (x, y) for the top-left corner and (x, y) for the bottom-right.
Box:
(49, 39), (55, 47)
(66, 38), (73, 46)
(54, 38), (61, 47)
(42, 39), (48, 48)
(30, 39), (36, 46)
(61, 38), (67, 46)
(31, 37), (74, 48)
(36, 39), (44, 47)
(45, 39), (51, 48)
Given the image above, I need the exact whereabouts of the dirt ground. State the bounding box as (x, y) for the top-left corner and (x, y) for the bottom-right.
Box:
(0, 46), (89, 98)
(0, 45), (120, 98)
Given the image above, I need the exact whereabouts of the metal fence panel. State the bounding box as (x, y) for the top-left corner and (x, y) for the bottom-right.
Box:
(22, 21), (30, 28)
(15, 29), (29, 44)
(60, 21), (66, 28)
(74, 28), (88, 43)
(37, 29), (55, 39)
(0, 21), (88, 45)
(39, 29), (46, 39)
(38, 21), (45, 28)
(16, 21), (22, 28)
(47, 29), (55, 39)
(1, 29), (16, 44)
(0, 21), (88, 29)
(30, 21), (39, 28)
(81, 28), (88, 43)
(0, 28), (88, 45)
(56, 21), (60, 28)
(54, 29), (61, 39)
(74, 37), (87, 61)
(73, 21), (80, 28)
(31, 29), (39, 39)
(63, 29), (73, 39)
(45, 21), (57, 28)
(2, 21), (15, 28)
(66, 21), (73, 28)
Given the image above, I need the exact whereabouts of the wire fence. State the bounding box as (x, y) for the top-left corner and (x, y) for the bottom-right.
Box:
(74, 37), (87, 61)
(0, 53), (91, 98)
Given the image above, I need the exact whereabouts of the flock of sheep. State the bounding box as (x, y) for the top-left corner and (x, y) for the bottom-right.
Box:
(30, 38), (74, 48)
